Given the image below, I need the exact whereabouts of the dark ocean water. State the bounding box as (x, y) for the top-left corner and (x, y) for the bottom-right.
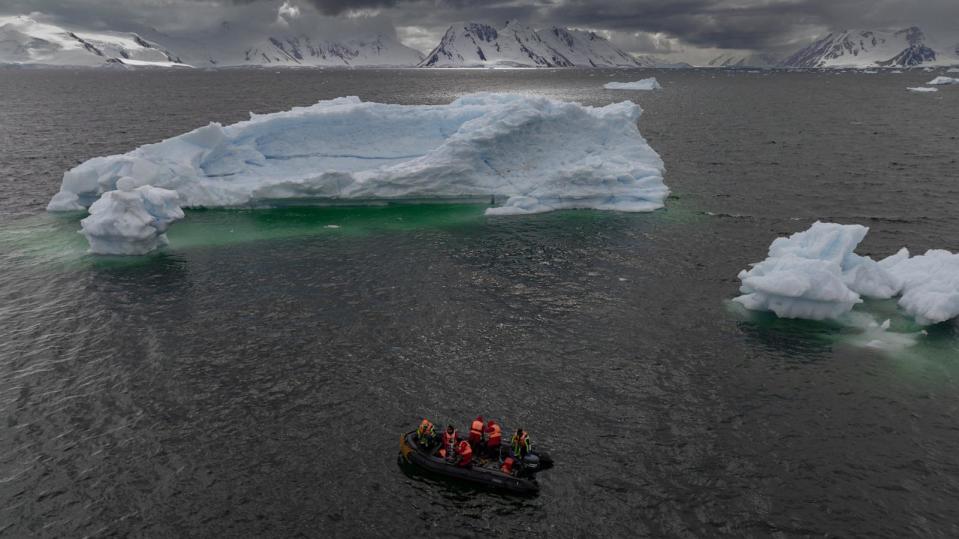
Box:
(1, 67), (958, 537)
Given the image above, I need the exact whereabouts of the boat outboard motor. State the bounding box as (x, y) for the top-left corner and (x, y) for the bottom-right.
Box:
(521, 454), (541, 474)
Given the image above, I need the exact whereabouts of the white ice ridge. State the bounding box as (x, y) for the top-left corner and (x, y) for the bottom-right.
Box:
(734, 221), (959, 325)
(80, 178), (184, 255)
(907, 87), (938, 93)
(47, 94), (667, 218)
(927, 76), (959, 85)
(603, 78), (662, 91)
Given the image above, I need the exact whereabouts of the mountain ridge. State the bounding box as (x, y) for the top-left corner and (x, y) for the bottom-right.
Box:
(419, 20), (653, 68)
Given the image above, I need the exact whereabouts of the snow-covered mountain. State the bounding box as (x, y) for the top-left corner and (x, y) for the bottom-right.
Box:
(419, 21), (649, 68)
(0, 15), (184, 67)
(707, 52), (780, 68)
(177, 21), (424, 67)
(781, 27), (959, 68)
(0, 15), (422, 67)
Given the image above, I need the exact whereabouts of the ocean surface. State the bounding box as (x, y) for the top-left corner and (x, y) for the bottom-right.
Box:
(1, 67), (958, 537)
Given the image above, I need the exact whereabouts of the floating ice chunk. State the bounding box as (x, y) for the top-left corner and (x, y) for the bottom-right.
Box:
(907, 87), (938, 93)
(734, 254), (862, 320)
(842, 252), (902, 299)
(927, 76), (959, 85)
(883, 250), (959, 325)
(767, 221), (868, 265)
(603, 78), (662, 91)
(762, 221), (899, 299)
(47, 94), (667, 220)
(736, 223), (959, 325)
(80, 178), (184, 255)
(948, 68), (959, 74)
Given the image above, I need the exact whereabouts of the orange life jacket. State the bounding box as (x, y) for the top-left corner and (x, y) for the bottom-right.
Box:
(500, 457), (515, 474)
(485, 422), (502, 447)
(456, 440), (473, 467)
(469, 418), (484, 443)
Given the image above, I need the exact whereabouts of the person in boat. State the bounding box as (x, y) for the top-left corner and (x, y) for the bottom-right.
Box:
(416, 419), (437, 448)
(439, 424), (458, 459)
(454, 439), (473, 468)
(484, 419), (502, 457)
(468, 415), (485, 449)
(500, 456), (516, 475)
(510, 428), (532, 459)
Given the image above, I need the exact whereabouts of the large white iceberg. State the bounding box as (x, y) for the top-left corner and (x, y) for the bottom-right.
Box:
(47, 94), (668, 218)
(80, 178), (184, 255)
(734, 221), (959, 325)
(603, 78), (662, 91)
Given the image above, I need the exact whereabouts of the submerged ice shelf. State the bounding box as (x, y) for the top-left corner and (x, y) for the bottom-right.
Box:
(735, 222), (959, 326)
(48, 93), (668, 253)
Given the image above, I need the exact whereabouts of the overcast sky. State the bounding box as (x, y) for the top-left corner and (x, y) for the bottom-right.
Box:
(3, 0), (957, 62)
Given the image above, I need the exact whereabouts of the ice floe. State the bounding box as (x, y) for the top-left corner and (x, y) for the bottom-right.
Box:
(907, 87), (938, 93)
(48, 94), (667, 220)
(881, 249), (959, 325)
(927, 76), (959, 85)
(734, 221), (959, 325)
(603, 78), (662, 91)
(80, 177), (184, 255)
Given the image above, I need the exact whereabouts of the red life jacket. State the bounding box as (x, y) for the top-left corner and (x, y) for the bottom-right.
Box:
(456, 440), (473, 467)
(469, 418), (484, 444)
(442, 429), (457, 448)
(500, 457), (515, 474)
(485, 422), (502, 447)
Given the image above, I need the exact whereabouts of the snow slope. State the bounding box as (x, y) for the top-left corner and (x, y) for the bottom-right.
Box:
(181, 22), (424, 67)
(0, 14), (421, 67)
(706, 52), (780, 68)
(0, 15), (183, 66)
(735, 222), (959, 325)
(49, 93), (668, 228)
(419, 20), (648, 68)
(781, 27), (959, 68)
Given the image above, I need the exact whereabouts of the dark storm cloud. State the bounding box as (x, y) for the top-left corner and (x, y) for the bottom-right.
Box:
(2, 0), (958, 54)
(229, 0), (403, 15)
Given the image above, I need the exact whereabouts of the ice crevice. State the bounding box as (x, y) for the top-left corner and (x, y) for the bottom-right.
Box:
(47, 93), (668, 254)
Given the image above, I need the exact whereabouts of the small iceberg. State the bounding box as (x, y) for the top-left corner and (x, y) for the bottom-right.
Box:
(48, 94), (667, 219)
(734, 221), (959, 325)
(603, 78), (662, 91)
(907, 87), (938, 93)
(927, 76), (959, 85)
(80, 177), (184, 255)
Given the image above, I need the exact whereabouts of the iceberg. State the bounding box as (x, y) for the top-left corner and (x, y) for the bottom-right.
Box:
(47, 94), (667, 218)
(603, 78), (662, 91)
(927, 76), (959, 85)
(735, 222), (959, 325)
(734, 254), (862, 320)
(880, 249), (959, 325)
(907, 87), (938, 93)
(80, 178), (184, 255)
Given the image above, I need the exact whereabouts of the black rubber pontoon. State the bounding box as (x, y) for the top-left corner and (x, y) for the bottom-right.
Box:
(399, 432), (546, 495)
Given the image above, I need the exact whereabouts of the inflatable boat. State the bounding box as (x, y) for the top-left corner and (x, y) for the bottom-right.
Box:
(399, 432), (551, 495)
